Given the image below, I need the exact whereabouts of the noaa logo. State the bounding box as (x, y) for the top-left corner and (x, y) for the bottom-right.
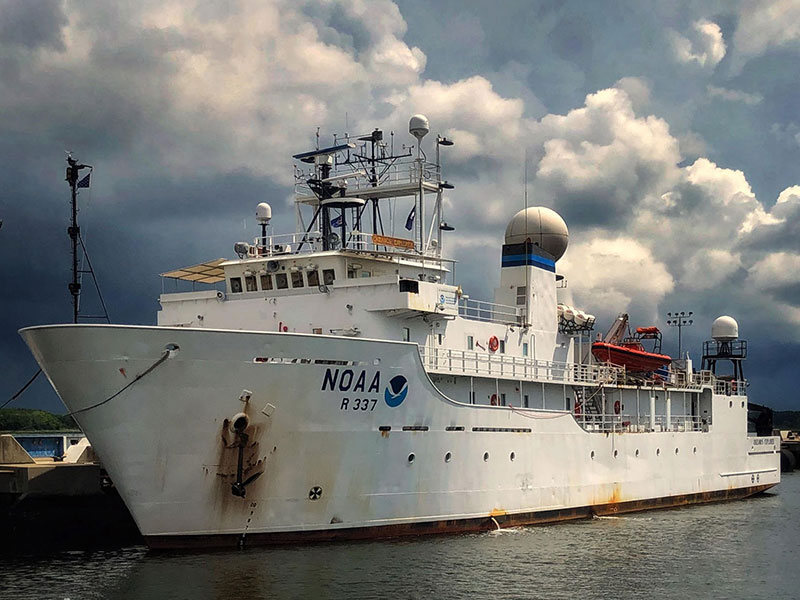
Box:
(384, 375), (408, 407)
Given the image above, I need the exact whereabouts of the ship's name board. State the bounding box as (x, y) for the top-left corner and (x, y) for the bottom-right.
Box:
(372, 234), (415, 250)
(321, 368), (408, 410)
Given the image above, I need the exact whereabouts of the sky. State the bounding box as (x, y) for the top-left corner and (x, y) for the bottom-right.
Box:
(1, 0), (799, 412)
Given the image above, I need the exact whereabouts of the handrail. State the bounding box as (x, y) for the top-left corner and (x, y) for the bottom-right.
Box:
(458, 298), (522, 325)
(418, 346), (625, 385)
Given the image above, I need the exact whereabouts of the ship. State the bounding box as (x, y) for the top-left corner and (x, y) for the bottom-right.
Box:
(20, 115), (780, 549)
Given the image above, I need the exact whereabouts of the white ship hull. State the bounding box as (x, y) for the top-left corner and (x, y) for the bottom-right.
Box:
(21, 324), (780, 549)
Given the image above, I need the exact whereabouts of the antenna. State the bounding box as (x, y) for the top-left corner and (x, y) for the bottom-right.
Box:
(65, 156), (110, 324)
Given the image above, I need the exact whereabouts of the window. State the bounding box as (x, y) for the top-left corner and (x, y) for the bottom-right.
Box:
(348, 268), (357, 279)
(516, 286), (527, 306)
(499, 340), (505, 354)
(467, 335), (474, 350)
(260, 274), (273, 291)
(323, 269), (335, 285)
(437, 333), (443, 345)
(245, 275), (257, 292)
(522, 342), (529, 357)
(275, 273), (288, 289)
(307, 270), (319, 287)
(291, 271), (304, 288)
(399, 279), (419, 293)
(230, 277), (242, 293)
(524, 394), (529, 408)
(360, 271), (372, 278)
(402, 327), (410, 342)
(500, 393), (506, 406)
(470, 390), (475, 404)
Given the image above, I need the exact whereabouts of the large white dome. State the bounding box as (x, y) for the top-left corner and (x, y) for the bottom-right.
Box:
(712, 315), (739, 341)
(504, 206), (569, 261)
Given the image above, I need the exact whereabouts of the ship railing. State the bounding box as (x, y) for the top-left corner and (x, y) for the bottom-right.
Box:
(457, 298), (524, 325)
(294, 159), (442, 199)
(575, 413), (704, 433)
(419, 347), (625, 385)
(245, 231), (445, 261)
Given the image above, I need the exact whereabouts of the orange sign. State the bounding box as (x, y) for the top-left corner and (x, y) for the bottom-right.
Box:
(372, 234), (415, 250)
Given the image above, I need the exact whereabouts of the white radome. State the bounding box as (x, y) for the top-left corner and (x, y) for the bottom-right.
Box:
(505, 206), (569, 261)
(256, 202), (272, 224)
(409, 114), (430, 140)
(712, 315), (739, 341)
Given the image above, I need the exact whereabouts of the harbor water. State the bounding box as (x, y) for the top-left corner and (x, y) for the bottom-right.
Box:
(2, 473), (798, 600)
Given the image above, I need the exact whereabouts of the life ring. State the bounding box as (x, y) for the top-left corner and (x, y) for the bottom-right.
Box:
(614, 400), (621, 415)
(574, 399), (582, 415)
(490, 394), (498, 406)
(488, 336), (500, 352)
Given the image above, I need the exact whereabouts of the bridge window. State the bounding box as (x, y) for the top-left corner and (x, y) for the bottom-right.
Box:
(291, 271), (304, 288)
(399, 279), (419, 293)
(275, 273), (288, 289)
(245, 275), (257, 292)
(260, 274), (273, 291)
(307, 269), (319, 287)
(516, 286), (527, 305)
(230, 277), (242, 293)
(323, 269), (335, 285)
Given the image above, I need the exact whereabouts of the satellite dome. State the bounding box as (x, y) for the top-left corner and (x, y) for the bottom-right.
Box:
(712, 315), (738, 341)
(256, 202), (272, 224)
(504, 206), (569, 261)
(409, 114), (430, 140)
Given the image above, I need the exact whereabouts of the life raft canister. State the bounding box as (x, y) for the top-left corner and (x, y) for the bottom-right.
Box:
(614, 400), (621, 414)
(488, 336), (500, 352)
(490, 394), (498, 406)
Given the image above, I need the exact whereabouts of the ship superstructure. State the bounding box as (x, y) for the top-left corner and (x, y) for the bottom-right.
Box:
(21, 115), (780, 549)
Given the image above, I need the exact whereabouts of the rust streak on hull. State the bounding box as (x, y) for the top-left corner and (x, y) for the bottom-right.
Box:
(145, 483), (775, 550)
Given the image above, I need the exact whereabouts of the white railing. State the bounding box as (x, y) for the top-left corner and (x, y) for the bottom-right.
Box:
(576, 413), (704, 433)
(419, 347), (625, 385)
(295, 159), (442, 199)
(242, 231), (447, 262)
(458, 298), (523, 325)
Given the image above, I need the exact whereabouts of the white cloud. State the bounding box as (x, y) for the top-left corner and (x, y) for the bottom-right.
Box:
(559, 237), (675, 322)
(733, 0), (800, 65)
(707, 85), (763, 105)
(669, 19), (726, 68)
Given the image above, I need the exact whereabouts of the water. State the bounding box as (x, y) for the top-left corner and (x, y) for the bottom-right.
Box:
(3, 474), (798, 600)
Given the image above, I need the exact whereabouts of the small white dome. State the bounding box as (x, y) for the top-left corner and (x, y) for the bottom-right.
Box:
(504, 206), (569, 261)
(256, 202), (272, 224)
(712, 315), (739, 341)
(409, 114), (429, 139)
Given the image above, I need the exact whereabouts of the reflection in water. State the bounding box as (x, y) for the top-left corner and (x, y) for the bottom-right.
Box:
(2, 474), (798, 600)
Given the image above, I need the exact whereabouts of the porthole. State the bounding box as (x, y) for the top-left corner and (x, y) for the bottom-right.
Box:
(590, 450), (595, 459)
(675, 448), (679, 455)
(729, 401), (733, 408)
(445, 452), (452, 463)
(656, 448), (661, 456)
(693, 447), (697, 454)
(509, 452), (516, 462)
(483, 452), (490, 462)
(613, 450), (618, 458)
(635, 449), (640, 457)
(407, 453), (415, 464)
(741, 401), (745, 408)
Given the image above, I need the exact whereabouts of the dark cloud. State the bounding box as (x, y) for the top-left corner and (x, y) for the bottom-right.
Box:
(0, 0), (67, 51)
